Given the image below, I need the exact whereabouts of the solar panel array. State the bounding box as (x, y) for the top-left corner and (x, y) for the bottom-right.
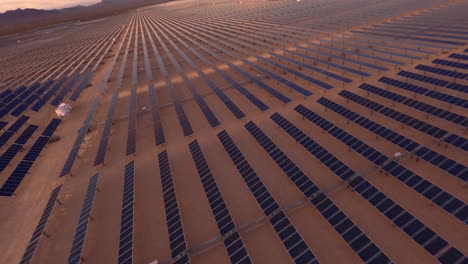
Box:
(126, 88), (137, 156)
(217, 130), (319, 264)
(294, 104), (467, 222)
(0, 118), (60, 196)
(270, 113), (466, 263)
(315, 98), (468, 183)
(66, 173), (99, 264)
(148, 83), (165, 146)
(0, 124), (38, 174)
(338, 90), (468, 151)
(157, 150), (190, 264)
(94, 91), (119, 166)
(60, 98), (100, 177)
(188, 140), (252, 264)
(20, 185), (62, 264)
(244, 121), (392, 263)
(2, 0), (468, 263)
(118, 161), (135, 264)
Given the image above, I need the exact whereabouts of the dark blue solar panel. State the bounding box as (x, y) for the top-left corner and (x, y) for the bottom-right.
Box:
(20, 185), (62, 264)
(245, 120), (390, 263)
(118, 161), (134, 264)
(41, 119), (61, 137)
(296, 103), (467, 222)
(189, 140), (252, 263)
(157, 151), (190, 264)
(67, 173), (99, 264)
(217, 130), (318, 264)
(271, 112), (466, 262)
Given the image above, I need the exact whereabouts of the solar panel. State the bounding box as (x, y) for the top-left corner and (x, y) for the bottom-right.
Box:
(8, 115), (29, 132)
(359, 83), (467, 126)
(31, 76), (69, 112)
(271, 112), (466, 262)
(126, 88), (137, 156)
(320, 95), (467, 172)
(0, 144), (22, 174)
(214, 67), (269, 111)
(228, 62), (292, 104)
(181, 74), (220, 127)
(14, 125), (38, 145)
(23, 136), (49, 162)
(188, 140), (252, 263)
(217, 130), (318, 264)
(42, 118), (61, 137)
(270, 52), (352, 83)
(148, 84), (165, 146)
(20, 185), (62, 264)
(245, 121), (391, 263)
(60, 98), (100, 177)
(0, 160), (33, 196)
(295, 104), (467, 222)
(165, 79), (193, 136)
(70, 72), (94, 101)
(118, 161), (135, 264)
(415, 64), (467, 80)
(66, 173), (99, 264)
(197, 71), (245, 119)
(243, 59), (313, 96)
(338, 90), (468, 151)
(94, 91), (119, 166)
(257, 56), (333, 90)
(433, 59), (468, 70)
(51, 74), (81, 106)
(157, 150), (190, 264)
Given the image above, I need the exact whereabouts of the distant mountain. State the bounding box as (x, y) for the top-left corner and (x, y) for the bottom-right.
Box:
(0, 0), (168, 36)
(0, 8), (62, 22)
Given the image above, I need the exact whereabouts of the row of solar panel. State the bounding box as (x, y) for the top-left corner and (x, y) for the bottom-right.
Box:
(379, 77), (468, 109)
(433, 59), (468, 70)
(118, 161), (134, 264)
(0, 125), (38, 174)
(60, 98), (100, 177)
(147, 84), (165, 147)
(165, 79), (193, 137)
(352, 29), (466, 46)
(182, 74), (220, 127)
(126, 88), (137, 156)
(244, 120), (391, 264)
(338, 90), (468, 152)
(298, 43), (390, 71)
(217, 130), (318, 264)
(157, 150), (190, 264)
(295, 103), (467, 222)
(415, 65), (467, 80)
(67, 173), (99, 264)
(198, 71), (245, 119)
(94, 91), (119, 166)
(0, 118), (61, 196)
(363, 27), (468, 41)
(188, 141), (252, 264)
(269, 112), (466, 264)
(359, 83), (467, 126)
(0, 115), (29, 148)
(316, 97), (467, 182)
(448, 53), (468, 61)
(20, 185), (62, 264)
(397, 70), (467, 94)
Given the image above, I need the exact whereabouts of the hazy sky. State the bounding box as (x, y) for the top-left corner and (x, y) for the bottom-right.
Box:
(0, 0), (101, 13)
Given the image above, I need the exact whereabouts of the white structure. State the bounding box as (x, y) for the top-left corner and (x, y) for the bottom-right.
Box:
(393, 152), (403, 160)
(55, 103), (72, 118)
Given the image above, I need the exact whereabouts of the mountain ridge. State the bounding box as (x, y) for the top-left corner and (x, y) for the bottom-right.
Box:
(0, 0), (166, 36)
